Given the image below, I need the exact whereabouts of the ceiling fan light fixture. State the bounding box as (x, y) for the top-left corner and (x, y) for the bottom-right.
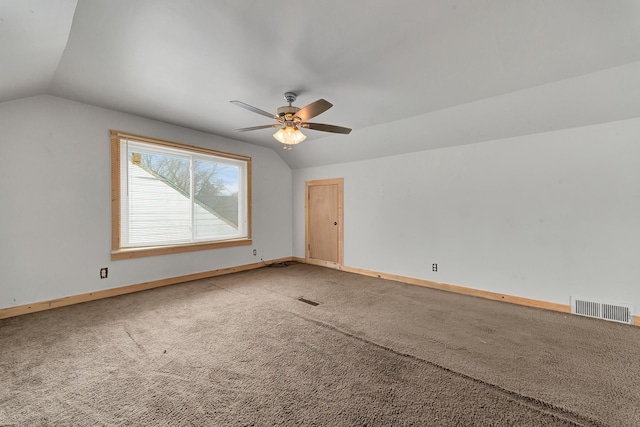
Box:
(273, 126), (306, 145)
(232, 93), (351, 146)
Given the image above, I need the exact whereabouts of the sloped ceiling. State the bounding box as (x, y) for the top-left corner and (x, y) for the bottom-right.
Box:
(2, 0), (640, 168)
(0, 0), (76, 101)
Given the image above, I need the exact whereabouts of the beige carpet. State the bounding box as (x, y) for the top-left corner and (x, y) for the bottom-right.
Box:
(1, 263), (639, 426)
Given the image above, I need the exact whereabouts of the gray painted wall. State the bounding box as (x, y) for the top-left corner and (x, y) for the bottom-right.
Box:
(0, 95), (292, 310)
(292, 118), (640, 310)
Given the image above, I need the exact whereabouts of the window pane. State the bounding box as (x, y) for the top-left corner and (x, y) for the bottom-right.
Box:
(193, 159), (240, 240)
(127, 149), (192, 245)
(113, 130), (251, 258)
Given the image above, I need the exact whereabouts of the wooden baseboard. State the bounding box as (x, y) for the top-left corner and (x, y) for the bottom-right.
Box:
(4, 257), (636, 327)
(0, 257), (293, 320)
(340, 265), (572, 313)
(349, 266), (640, 327)
(305, 258), (342, 269)
(296, 259), (574, 316)
(298, 259), (640, 326)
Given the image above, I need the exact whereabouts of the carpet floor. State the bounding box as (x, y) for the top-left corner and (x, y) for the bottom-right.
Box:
(1, 263), (639, 426)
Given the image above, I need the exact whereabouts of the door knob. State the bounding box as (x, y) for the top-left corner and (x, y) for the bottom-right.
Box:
(334, 222), (337, 225)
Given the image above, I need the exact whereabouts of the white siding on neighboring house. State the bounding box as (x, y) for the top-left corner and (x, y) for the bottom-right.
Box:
(127, 162), (237, 245)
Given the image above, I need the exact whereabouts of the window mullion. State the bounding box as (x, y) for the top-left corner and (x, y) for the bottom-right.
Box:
(190, 156), (195, 242)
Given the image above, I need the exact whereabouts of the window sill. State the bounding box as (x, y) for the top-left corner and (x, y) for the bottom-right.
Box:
(111, 238), (252, 260)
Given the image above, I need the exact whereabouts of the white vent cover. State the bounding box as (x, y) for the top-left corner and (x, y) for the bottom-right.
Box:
(571, 297), (634, 324)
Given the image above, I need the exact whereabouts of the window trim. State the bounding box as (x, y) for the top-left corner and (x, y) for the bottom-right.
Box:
(111, 130), (252, 260)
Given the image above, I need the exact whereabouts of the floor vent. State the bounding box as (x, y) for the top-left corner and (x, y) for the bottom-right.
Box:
(571, 297), (634, 324)
(297, 297), (319, 306)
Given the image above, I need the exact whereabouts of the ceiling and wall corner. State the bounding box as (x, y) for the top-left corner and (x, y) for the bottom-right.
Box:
(1, 1), (640, 167)
(0, 0), (76, 101)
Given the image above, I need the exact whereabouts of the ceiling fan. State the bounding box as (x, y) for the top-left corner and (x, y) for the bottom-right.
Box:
(230, 92), (352, 150)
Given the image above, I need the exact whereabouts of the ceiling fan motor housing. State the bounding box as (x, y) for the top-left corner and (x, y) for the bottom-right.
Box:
(277, 105), (301, 122)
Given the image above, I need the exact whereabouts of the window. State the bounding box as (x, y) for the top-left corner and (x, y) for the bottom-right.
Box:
(111, 131), (251, 260)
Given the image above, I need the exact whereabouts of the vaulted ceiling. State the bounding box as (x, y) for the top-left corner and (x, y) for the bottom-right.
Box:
(2, 1), (640, 168)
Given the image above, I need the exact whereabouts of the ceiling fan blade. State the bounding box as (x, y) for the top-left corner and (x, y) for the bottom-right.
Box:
(301, 122), (352, 134)
(230, 100), (278, 120)
(235, 124), (280, 132)
(295, 99), (333, 121)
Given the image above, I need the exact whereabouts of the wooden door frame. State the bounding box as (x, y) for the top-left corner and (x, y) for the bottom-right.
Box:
(305, 178), (344, 269)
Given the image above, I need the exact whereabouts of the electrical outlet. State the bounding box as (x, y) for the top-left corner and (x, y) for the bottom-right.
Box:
(252, 249), (257, 256)
(432, 264), (437, 272)
(100, 268), (108, 279)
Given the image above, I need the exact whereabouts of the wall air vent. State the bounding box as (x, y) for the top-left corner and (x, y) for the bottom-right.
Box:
(571, 297), (634, 324)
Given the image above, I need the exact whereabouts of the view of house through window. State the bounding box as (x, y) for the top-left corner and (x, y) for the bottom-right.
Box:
(111, 131), (251, 259)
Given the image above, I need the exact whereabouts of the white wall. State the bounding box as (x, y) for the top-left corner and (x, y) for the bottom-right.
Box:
(0, 95), (292, 309)
(3, 94), (639, 314)
(293, 118), (640, 309)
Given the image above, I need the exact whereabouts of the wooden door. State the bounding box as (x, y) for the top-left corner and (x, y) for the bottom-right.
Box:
(306, 178), (343, 268)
